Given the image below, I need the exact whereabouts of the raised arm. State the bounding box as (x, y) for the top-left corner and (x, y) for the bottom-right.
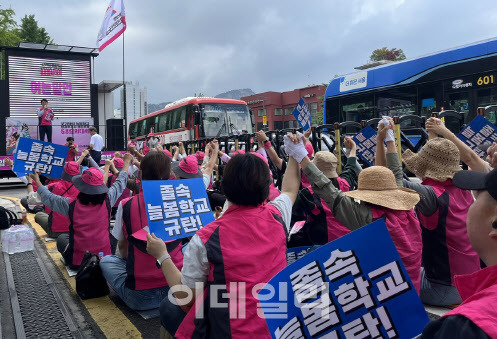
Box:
(32, 172), (70, 216)
(426, 117), (487, 172)
(202, 140), (219, 179)
(256, 130), (284, 170)
(107, 154), (132, 206)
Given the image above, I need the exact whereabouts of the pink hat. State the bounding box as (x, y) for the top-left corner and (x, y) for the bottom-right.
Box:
(232, 150), (246, 156)
(163, 149), (172, 158)
(305, 143), (314, 159)
(147, 133), (154, 137)
(61, 161), (81, 182)
(171, 155), (202, 179)
(194, 151), (205, 164)
(72, 167), (108, 194)
(113, 158), (124, 169)
(251, 152), (269, 166)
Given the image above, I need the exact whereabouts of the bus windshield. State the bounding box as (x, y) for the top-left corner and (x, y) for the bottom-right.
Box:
(200, 103), (253, 137)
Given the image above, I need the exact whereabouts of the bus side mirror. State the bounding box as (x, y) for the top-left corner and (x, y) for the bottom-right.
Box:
(249, 109), (255, 128)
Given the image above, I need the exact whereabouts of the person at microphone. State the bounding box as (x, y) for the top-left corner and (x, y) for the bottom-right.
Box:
(37, 99), (54, 142)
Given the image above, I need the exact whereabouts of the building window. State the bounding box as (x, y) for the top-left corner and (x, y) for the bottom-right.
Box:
(310, 102), (318, 115)
(285, 107), (294, 115)
(274, 108), (282, 116)
(273, 120), (283, 130)
(258, 109), (266, 117)
(256, 122), (264, 131)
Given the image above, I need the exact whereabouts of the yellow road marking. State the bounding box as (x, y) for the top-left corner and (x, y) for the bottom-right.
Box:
(0, 196), (142, 338)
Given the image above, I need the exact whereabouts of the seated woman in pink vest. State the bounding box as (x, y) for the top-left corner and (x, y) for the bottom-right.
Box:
(422, 168), (497, 338)
(34, 154), (133, 269)
(380, 119), (480, 307)
(146, 138), (300, 338)
(290, 138), (360, 247)
(35, 161), (81, 238)
(100, 151), (185, 311)
(287, 132), (423, 294)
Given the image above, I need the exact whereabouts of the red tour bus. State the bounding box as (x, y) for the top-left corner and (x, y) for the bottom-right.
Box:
(128, 97), (254, 146)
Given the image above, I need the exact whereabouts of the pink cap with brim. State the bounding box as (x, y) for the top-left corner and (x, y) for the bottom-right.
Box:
(195, 151), (205, 163)
(147, 133), (154, 137)
(171, 155), (202, 179)
(72, 167), (108, 195)
(163, 149), (172, 158)
(233, 150), (246, 156)
(61, 161), (81, 182)
(306, 143), (314, 158)
(113, 158), (124, 169)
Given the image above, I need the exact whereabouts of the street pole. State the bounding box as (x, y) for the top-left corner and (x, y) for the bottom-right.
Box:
(122, 32), (127, 150)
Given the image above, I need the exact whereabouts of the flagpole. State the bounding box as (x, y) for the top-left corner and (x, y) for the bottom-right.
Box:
(122, 31), (127, 149)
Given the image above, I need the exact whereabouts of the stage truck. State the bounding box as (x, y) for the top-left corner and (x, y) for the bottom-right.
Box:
(129, 97), (254, 146)
(0, 42), (127, 178)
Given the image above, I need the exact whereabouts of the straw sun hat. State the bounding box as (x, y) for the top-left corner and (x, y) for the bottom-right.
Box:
(402, 137), (461, 182)
(344, 166), (420, 210)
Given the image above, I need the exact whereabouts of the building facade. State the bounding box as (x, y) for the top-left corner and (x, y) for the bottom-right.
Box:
(120, 81), (147, 127)
(241, 85), (326, 131)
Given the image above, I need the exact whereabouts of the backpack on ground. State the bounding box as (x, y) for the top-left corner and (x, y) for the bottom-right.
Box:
(75, 251), (109, 299)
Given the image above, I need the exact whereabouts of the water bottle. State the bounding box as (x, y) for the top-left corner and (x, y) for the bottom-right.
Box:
(98, 252), (104, 259)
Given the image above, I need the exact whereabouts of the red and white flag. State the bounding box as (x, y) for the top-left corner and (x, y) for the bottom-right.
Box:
(96, 0), (126, 52)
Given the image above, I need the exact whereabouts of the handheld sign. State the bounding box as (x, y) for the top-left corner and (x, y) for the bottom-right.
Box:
(287, 246), (311, 266)
(457, 115), (497, 158)
(292, 98), (311, 131)
(142, 179), (215, 241)
(13, 137), (69, 178)
(352, 126), (377, 166)
(259, 219), (429, 339)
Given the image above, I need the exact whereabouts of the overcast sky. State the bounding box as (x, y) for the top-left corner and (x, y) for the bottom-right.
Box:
(8, 0), (497, 105)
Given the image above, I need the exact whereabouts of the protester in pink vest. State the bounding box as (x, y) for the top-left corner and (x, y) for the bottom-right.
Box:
(146, 138), (301, 338)
(100, 151), (184, 311)
(422, 168), (497, 338)
(37, 98), (54, 143)
(380, 118), (480, 307)
(35, 161), (81, 238)
(290, 142), (359, 247)
(34, 154), (133, 269)
(288, 131), (423, 293)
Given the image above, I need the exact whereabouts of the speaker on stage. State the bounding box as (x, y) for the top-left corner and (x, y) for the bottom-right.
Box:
(106, 119), (125, 151)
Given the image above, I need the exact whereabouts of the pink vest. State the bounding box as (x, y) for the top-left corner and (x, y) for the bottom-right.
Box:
(444, 265), (497, 338)
(268, 182), (280, 201)
(40, 107), (53, 126)
(122, 193), (184, 290)
(371, 207), (422, 293)
(176, 203), (288, 339)
(45, 181), (80, 233)
(417, 178), (480, 285)
(107, 173), (131, 208)
(67, 198), (112, 266)
(306, 177), (351, 243)
(301, 171), (311, 190)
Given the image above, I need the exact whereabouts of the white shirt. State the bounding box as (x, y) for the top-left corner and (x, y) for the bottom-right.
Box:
(181, 194), (293, 288)
(90, 134), (104, 151)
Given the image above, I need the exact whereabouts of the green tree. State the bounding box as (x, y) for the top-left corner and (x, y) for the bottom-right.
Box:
(16, 14), (53, 44)
(0, 7), (20, 46)
(370, 47), (406, 62)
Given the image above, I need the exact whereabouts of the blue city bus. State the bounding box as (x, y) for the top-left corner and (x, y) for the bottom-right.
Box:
(324, 37), (497, 128)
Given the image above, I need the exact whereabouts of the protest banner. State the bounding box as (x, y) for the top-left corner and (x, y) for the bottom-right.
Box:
(287, 246), (312, 266)
(292, 98), (311, 131)
(259, 219), (429, 339)
(142, 178), (215, 241)
(352, 126), (377, 166)
(13, 138), (68, 178)
(457, 115), (497, 158)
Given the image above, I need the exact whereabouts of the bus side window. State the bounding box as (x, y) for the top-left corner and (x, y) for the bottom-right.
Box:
(154, 116), (159, 132)
(158, 113), (168, 132)
(179, 108), (186, 128)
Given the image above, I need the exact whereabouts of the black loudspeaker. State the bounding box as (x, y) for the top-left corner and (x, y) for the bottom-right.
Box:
(106, 119), (125, 151)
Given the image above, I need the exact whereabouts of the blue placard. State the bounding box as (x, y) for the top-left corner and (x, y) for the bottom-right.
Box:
(259, 219), (429, 339)
(13, 137), (69, 178)
(142, 179), (215, 241)
(352, 126), (377, 166)
(457, 115), (497, 158)
(292, 98), (311, 131)
(287, 246), (312, 266)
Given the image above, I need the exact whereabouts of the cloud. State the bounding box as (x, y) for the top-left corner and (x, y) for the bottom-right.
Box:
(8, 0), (497, 105)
